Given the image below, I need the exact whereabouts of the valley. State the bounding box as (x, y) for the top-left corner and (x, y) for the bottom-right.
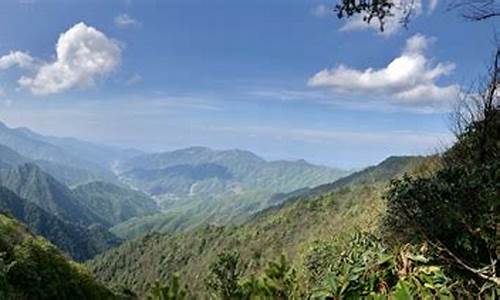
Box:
(0, 1), (498, 298)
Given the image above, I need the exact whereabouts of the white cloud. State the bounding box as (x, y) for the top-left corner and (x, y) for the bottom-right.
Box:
(18, 22), (121, 95)
(114, 14), (141, 28)
(308, 34), (459, 110)
(340, 0), (423, 36)
(0, 51), (34, 70)
(311, 4), (332, 18)
(428, 0), (439, 13)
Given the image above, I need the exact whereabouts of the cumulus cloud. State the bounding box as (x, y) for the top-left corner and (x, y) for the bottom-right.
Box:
(0, 51), (34, 70)
(340, 0), (423, 36)
(18, 22), (121, 95)
(114, 14), (141, 28)
(308, 34), (459, 109)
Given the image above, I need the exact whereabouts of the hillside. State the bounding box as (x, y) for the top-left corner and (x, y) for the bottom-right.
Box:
(110, 147), (349, 238)
(0, 163), (106, 226)
(0, 122), (120, 185)
(73, 181), (159, 226)
(117, 147), (347, 198)
(0, 213), (115, 299)
(0, 144), (30, 170)
(88, 156), (420, 295)
(0, 186), (120, 261)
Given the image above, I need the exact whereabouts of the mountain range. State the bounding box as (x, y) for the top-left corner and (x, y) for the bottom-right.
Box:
(87, 155), (427, 295)
(0, 120), (349, 259)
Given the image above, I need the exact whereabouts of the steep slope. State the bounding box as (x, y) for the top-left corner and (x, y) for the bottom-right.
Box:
(0, 122), (118, 184)
(88, 156), (422, 295)
(266, 155), (427, 206)
(0, 142), (114, 186)
(73, 181), (159, 226)
(0, 163), (106, 226)
(34, 159), (112, 187)
(0, 213), (115, 299)
(0, 144), (30, 170)
(0, 186), (120, 261)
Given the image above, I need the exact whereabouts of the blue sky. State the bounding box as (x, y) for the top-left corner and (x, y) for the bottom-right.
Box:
(0, 0), (497, 168)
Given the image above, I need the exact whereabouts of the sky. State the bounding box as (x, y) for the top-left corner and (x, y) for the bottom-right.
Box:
(0, 0), (497, 168)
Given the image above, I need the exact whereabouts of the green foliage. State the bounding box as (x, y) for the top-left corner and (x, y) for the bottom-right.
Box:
(111, 146), (349, 238)
(304, 233), (456, 299)
(384, 109), (500, 293)
(0, 186), (120, 261)
(88, 156), (419, 296)
(207, 250), (246, 299)
(73, 181), (159, 226)
(0, 213), (116, 299)
(242, 254), (299, 299)
(147, 274), (188, 300)
(385, 164), (499, 267)
(307, 233), (395, 298)
(0, 253), (14, 299)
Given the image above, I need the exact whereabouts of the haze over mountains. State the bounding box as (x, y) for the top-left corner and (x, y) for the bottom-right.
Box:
(0, 120), (349, 259)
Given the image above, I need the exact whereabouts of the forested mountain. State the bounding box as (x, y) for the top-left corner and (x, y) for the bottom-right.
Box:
(0, 187), (120, 261)
(110, 146), (349, 238)
(88, 155), (422, 295)
(118, 147), (347, 198)
(0, 121), (122, 185)
(267, 155), (428, 205)
(0, 163), (106, 226)
(0, 213), (116, 299)
(73, 181), (159, 226)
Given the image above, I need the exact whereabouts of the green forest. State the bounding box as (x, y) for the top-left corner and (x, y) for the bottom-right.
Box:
(0, 0), (499, 299)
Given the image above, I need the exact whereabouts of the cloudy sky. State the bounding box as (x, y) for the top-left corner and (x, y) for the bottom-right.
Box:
(0, 0), (496, 168)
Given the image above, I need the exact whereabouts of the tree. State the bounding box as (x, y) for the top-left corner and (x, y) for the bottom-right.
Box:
(383, 50), (500, 288)
(206, 250), (245, 299)
(333, 0), (499, 31)
(147, 274), (188, 300)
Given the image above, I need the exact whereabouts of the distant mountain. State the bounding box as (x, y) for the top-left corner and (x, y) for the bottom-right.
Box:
(34, 159), (111, 187)
(0, 213), (116, 298)
(73, 181), (159, 226)
(118, 146), (347, 199)
(110, 146), (349, 238)
(0, 121), (138, 185)
(88, 155), (425, 296)
(0, 186), (120, 261)
(14, 125), (142, 166)
(0, 163), (106, 226)
(0, 144), (30, 169)
(263, 155), (426, 207)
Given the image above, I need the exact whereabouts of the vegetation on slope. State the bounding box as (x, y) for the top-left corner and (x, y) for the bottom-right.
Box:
(88, 155), (417, 296)
(91, 94), (500, 298)
(110, 147), (350, 238)
(0, 163), (107, 226)
(0, 186), (120, 261)
(0, 121), (117, 183)
(73, 181), (159, 226)
(0, 213), (115, 299)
